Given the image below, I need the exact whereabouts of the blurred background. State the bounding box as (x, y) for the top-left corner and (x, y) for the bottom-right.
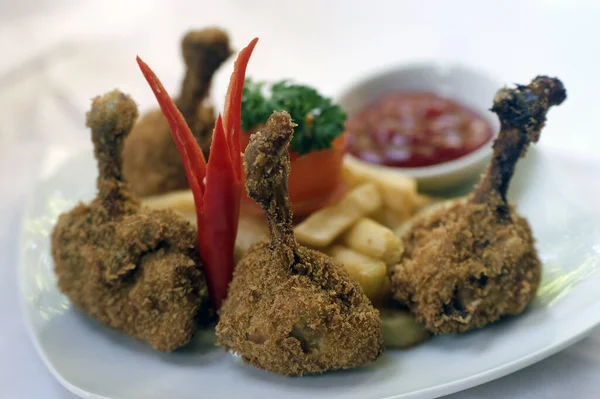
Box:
(2, 0), (597, 228)
(0, 0), (597, 158)
(1, 1), (599, 398)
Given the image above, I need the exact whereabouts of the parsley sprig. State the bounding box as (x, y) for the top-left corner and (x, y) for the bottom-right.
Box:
(241, 78), (346, 155)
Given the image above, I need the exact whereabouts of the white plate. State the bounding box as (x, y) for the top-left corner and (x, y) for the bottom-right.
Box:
(19, 145), (600, 399)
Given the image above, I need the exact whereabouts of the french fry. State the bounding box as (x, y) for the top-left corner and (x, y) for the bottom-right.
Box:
(330, 245), (387, 302)
(380, 308), (430, 348)
(371, 207), (412, 231)
(235, 214), (269, 256)
(394, 221), (412, 239)
(341, 218), (403, 266)
(142, 189), (195, 214)
(294, 183), (381, 247)
(342, 157), (419, 214)
(414, 193), (434, 209)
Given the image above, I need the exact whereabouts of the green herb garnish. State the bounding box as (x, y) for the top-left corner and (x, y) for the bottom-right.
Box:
(241, 78), (347, 155)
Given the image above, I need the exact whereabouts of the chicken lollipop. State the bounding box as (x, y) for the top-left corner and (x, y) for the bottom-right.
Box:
(51, 90), (207, 351)
(390, 76), (566, 334)
(216, 111), (383, 376)
(123, 28), (232, 197)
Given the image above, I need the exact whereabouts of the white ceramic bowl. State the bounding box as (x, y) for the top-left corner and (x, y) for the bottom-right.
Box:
(336, 63), (504, 193)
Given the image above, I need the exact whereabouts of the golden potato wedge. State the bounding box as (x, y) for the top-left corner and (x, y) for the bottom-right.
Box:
(141, 189), (196, 214)
(378, 206), (412, 228)
(394, 196), (466, 238)
(380, 308), (430, 349)
(341, 218), (403, 266)
(294, 183), (381, 247)
(330, 245), (387, 302)
(235, 214), (269, 263)
(342, 157), (419, 214)
(371, 207), (413, 231)
(414, 193), (434, 209)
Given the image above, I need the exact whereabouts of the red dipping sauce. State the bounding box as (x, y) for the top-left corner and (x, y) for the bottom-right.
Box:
(345, 92), (494, 167)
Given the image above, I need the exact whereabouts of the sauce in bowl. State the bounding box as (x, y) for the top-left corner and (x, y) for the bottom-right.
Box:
(345, 92), (494, 168)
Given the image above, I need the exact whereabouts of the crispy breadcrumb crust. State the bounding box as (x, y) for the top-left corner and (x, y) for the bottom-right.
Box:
(217, 243), (383, 375)
(391, 198), (541, 333)
(390, 76), (565, 334)
(216, 111), (383, 375)
(52, 90), (207, 351)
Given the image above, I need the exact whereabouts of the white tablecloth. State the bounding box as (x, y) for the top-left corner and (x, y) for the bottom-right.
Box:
(1, 1), (599, 398)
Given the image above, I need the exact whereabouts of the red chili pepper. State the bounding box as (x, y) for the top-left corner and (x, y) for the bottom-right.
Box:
(202, 114), (237, 309)
(222, 37), (258, 234)
(224, 38), (258, 178)
(136, 38), (258, 310)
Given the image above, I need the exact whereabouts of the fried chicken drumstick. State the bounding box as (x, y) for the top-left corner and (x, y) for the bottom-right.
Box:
(51, 90), (207, 351)
(216, 111), (383, 376)
(390, 76), (566, 334)
(123, 28), (232, 197)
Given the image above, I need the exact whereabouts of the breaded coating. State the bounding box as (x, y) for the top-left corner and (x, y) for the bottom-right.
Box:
(51, 90), (208, 351)
(123, 28), (232, 197)
(216, 111), (383, 376)
(390, 77), (566, 334)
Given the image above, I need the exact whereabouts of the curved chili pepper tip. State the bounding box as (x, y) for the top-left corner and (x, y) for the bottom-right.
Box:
(136, 56), (207, 186)
(137, 56), (206, 234)
(223, 38), (259, 180)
